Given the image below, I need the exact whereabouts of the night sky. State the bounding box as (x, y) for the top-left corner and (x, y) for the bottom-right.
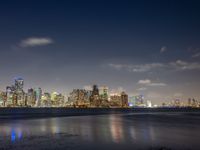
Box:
(0, 0), (200, 104)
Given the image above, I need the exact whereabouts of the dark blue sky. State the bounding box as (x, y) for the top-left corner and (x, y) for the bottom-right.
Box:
(0, 0), (200, 103)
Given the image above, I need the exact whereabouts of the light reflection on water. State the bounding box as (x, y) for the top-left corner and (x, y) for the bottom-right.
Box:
(0, 113), (200, 149)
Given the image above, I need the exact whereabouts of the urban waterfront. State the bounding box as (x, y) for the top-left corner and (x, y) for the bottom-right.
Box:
(0, 112), (200, 150)
(0, 0), (200, 149)
(0, 78), (199, 109)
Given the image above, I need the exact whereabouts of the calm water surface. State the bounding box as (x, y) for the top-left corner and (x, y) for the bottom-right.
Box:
(0, 112), (200, 150)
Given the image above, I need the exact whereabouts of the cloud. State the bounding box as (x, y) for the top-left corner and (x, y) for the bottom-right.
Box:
(149, 83), (167, 86)
(192, 52), (200, 58)
(138, 79), (166, 87)
(138, 79), (151, 85)
(170, 60), (200, 70)
(108, 60), (200, 73)
(160, 46), (167, 53)
(108, 64), (124, 70)
(108, 63), (164, 72)
(137, 87), (147, 91)
(20, 37), (54, 47)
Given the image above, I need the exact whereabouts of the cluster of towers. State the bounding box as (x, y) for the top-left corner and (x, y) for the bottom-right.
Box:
(0, 78), (42, 107)
(0, 78), (64, 107)
(68, 85), (129, 108)
(0, 78), (128, 108)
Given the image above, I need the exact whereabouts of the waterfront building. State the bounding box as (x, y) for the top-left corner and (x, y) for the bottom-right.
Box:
(121, 91), (128, 107)
(173, 99), (181, 107)
(14, 77), (24, 92)
(147, 100), (152, 108)
(35, 88), (42, 107)
(5, 86), (14, 106)
(27, 88), (36, 107)
(128, 96), (136, 107)
(0, 91), (6, 107)
(89, 85), (101, 107)
(135, 95), (145, 107)
(51, 92), (64, 107)
(68, 89), (90, 107)
(99, 86), (109, 100)
(41, 92), (51, 107)
(110, 94), (121, 107)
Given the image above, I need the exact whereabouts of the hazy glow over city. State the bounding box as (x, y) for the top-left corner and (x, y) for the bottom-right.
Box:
(0, 1), (200, 105)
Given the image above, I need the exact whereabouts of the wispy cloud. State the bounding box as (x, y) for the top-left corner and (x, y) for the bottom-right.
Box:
(108, 63), (164, 72)
(138, 79), (151, 84)
(149, 83), (167, 86)
(192, 52), (200, 58)
(19, 37), (54, 47)
(108, 60), (200, 73)
(138, 79), (166, 87)
(137, 87), (147, 91)
(160, 46), (167, 53)
(169, 60), (200, 70)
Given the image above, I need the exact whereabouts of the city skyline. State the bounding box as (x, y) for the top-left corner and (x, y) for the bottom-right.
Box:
(0, 77), (199, 108)
(0, 0), (200, 105)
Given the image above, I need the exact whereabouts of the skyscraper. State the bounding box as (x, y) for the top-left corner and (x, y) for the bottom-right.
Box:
(121, 91), (128, 107)
(14, 77), (24, 92)
(90, 85), (101, 107)
(35, 88), (42, 107)
(99, 86), (109, 100)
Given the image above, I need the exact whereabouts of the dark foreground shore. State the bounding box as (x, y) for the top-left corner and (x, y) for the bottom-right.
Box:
(0, 107), (199, 118)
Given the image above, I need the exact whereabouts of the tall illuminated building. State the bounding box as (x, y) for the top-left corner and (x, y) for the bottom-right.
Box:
(110, 94), (121, 107)
(35, 88), (42, 107)
(90, 85), (101, 107)
(41, 92), (51, 107)
(14, 77), (24, 92)
(68, 89), (89, 107)
(147, 100), (152, 108)
(5, 86), (15, 106)
(27, 88), (36, 106)
(99, 86), (109, 100)
(51, 92), (64, 107)
(0, 91), (6, 107)
(135, 95), (145, 107)
(128, 96), (136, 107)
(121, 91), (128, 107)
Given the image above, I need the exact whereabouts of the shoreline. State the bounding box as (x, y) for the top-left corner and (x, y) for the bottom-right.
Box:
(0, 107), (199, 119)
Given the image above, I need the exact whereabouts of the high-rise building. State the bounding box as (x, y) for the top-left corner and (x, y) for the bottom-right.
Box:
(128, 96), (136, 107)
(41, 92), (51, 107)
(14, 77), (24, 92)
(99, 86), (109, 100)
(68, 89), (90, 107)
(147, 100), (152, 108)
(110, 94), (121, 107)
(27, 88), (36, 106)
(51, 92), (64, 107)
(5, 77), (25, 107)
(135, 95), (145, 107)
(90, 85), (101, 107)
(0, 91), (6, 107)
(35, 88), (42, 107)
(5, 86), (15, 106)
(121, 91), (128, 107)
